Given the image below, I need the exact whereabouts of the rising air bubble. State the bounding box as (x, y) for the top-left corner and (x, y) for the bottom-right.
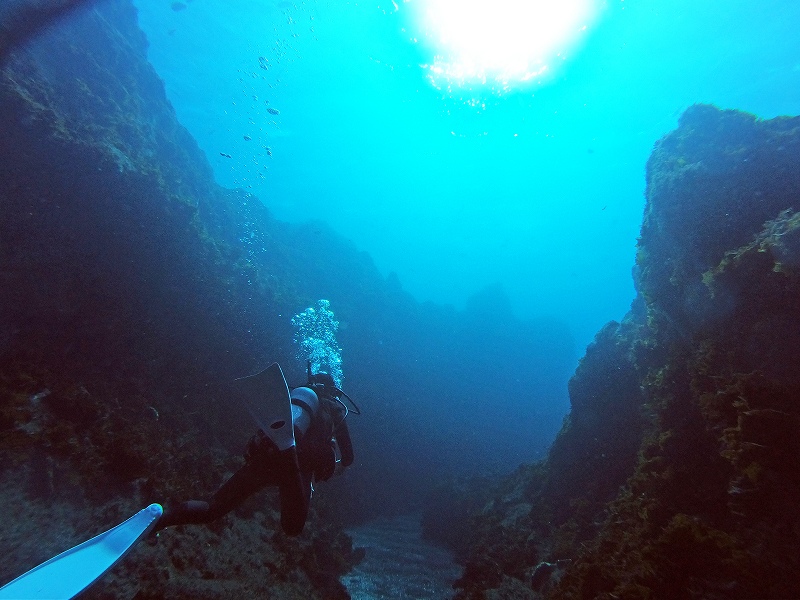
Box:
(291, 299), (344, 387)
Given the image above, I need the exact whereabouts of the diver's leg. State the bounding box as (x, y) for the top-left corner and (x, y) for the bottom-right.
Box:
(155, 456), (278, 531)
(153, 499), (214, 530)
(205, 459), (277, 518)
(278, 451), (312, 536)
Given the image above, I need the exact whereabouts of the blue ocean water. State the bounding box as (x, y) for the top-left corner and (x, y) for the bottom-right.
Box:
(132, 0), (800, 355)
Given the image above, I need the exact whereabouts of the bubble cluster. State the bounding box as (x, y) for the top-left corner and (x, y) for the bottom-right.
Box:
(291, 299), (343, 387)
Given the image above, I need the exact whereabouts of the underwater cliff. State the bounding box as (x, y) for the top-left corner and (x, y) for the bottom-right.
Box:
(428, 105), (800, 599)
(0, 3), (355, 598)
(0, 1), (578, 598)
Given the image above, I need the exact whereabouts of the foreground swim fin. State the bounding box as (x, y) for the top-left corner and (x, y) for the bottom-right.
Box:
(233, 362), (295, 451)
(0, 503), (163, 600)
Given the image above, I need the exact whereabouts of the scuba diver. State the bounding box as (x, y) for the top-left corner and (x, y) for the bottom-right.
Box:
(155, 363), (357, 536)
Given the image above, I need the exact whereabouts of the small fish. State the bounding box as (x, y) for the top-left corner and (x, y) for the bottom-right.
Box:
(267, 107), (280, 115)
(220, 152), (232, 158)
(258, 56), (269, 70)
(243, 135), (252, 141)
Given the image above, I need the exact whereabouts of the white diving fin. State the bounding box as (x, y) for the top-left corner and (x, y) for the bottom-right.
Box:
(233, 362), (295, 451)
(0, 503), (163, 600)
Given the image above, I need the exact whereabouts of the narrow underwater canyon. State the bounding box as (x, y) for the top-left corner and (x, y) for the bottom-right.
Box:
(2, 2), (799, 599)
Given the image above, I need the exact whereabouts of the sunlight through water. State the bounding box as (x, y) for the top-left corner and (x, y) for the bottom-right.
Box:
(411, 0), (600, 93)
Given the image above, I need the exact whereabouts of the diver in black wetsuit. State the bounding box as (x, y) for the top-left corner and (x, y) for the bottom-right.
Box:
(154, 370), (356, 537)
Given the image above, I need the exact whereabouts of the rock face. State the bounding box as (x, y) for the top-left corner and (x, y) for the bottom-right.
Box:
(0, 3), (357, 598)
(431, 105), (800, 600)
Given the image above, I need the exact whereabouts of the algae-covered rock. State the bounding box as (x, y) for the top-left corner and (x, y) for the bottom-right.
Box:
(444, 105), (800, 599)
(0, 3), (354, 597)
(637, 104), (800, 330)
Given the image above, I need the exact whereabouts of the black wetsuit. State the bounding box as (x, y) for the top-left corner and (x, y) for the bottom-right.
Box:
(155, 391), (354, 536)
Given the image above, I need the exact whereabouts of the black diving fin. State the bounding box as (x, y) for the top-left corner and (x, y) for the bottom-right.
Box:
(0, 503), (163, 599)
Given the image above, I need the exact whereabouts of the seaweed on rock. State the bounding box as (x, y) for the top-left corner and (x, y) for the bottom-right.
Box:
(438, 105), (800, 599)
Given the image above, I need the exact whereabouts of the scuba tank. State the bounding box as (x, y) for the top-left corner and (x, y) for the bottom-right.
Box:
(290, 387), (319, 438)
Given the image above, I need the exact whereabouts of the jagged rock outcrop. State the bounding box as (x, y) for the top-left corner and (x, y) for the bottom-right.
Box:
(431, 105), (800, 600)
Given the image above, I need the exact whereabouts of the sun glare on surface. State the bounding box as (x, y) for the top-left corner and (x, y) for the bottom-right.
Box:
(413, 0), (599, 92)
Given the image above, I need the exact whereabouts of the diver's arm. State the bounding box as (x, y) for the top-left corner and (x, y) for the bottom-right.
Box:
(335, 420), (354, 468)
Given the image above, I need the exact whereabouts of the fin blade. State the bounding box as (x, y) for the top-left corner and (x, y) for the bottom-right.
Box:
(0, 504), (163, 600)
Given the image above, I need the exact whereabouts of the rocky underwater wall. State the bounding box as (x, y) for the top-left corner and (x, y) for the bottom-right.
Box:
(432, 105), (800, 600)
(0, 1), (578, 598)
(0, 3), (357, 598)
